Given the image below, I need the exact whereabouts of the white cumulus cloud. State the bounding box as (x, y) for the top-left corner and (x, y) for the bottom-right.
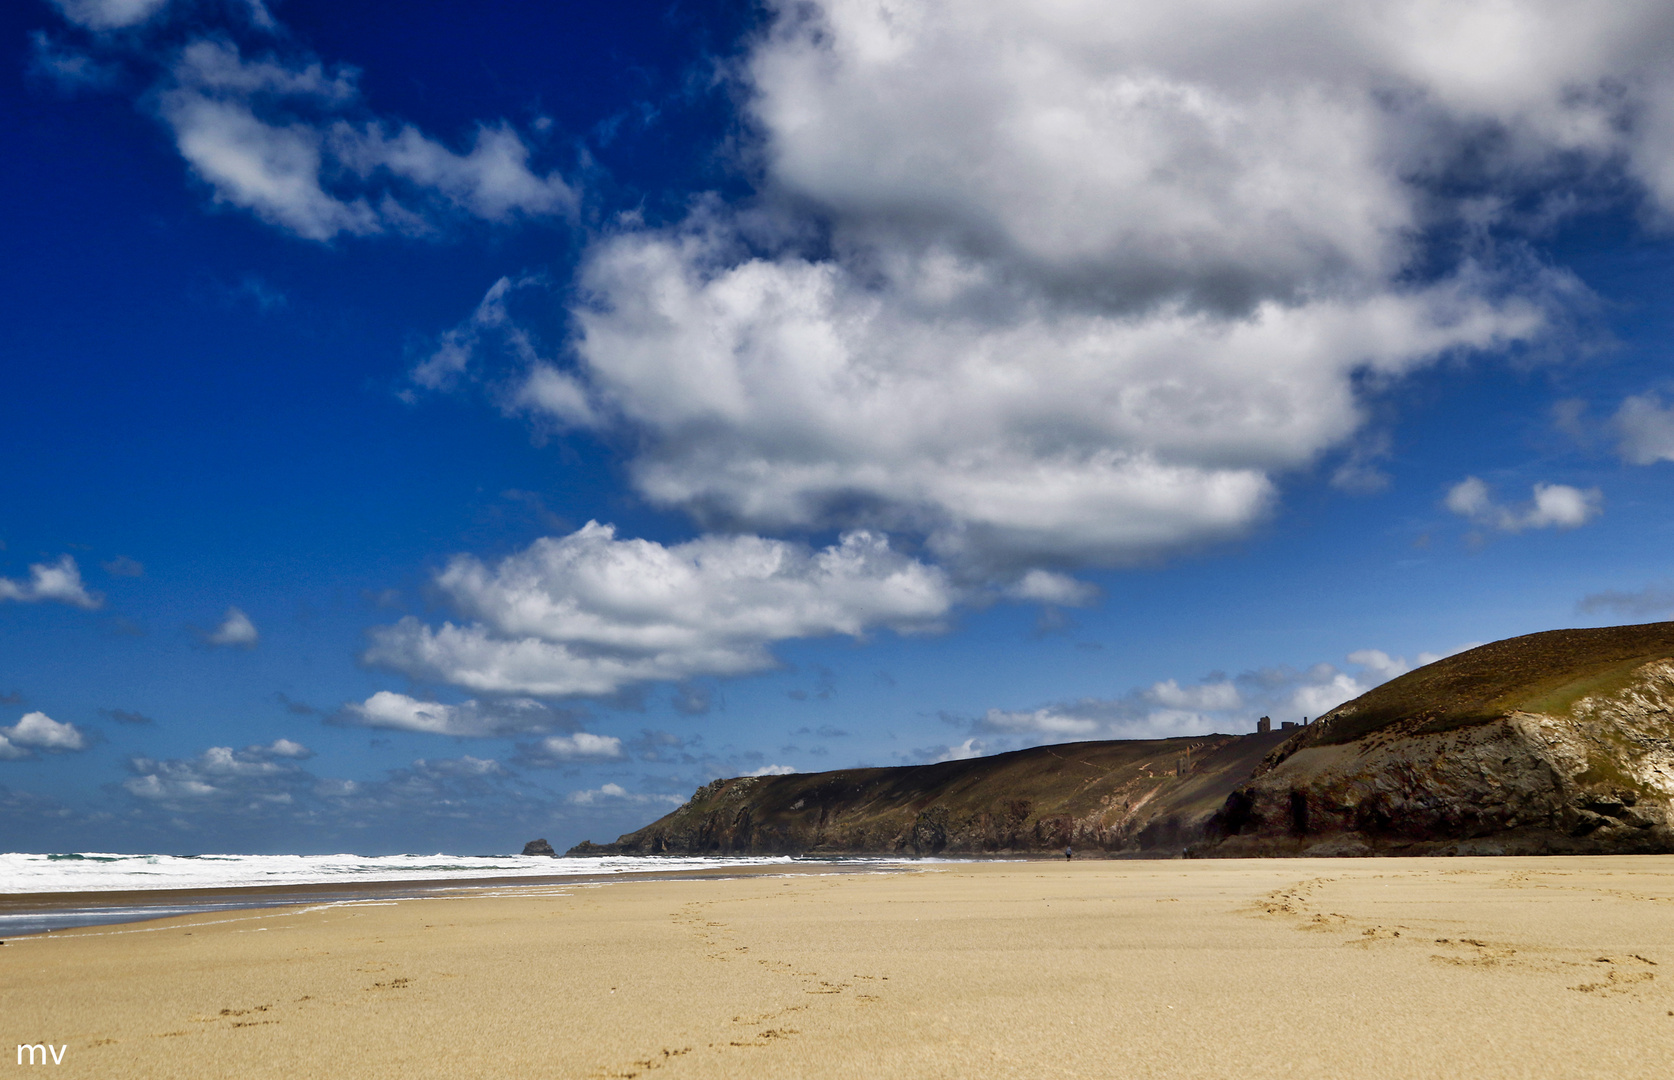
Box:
(567, 783), (682, 807)
(261, 738), (313, 759)
(1445, 477), (1603, 532)
(116, 741), (530, 825)
(501, 0), (1674, 572)
(364, 522), (955, 698)
(1345, 648), (1445, 683)
(570, 228), (1548, 573)
(1612, 393), (1674, 465)
(0, 555), (103, 610)
(963, 645), (1467, 754)
(518, 732), (625, 765)
(125, 741), (308, 802)
(206, 606), (259, 648)
(927, 738), (988, 763)
(976, 709), (1100, 737)
(342, 691), (568, 737)
(1147, 679), (1242, 712)
(0, 712), (91, 759)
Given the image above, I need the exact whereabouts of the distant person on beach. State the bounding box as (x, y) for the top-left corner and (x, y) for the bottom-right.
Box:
(1065, 846), (1072, 860)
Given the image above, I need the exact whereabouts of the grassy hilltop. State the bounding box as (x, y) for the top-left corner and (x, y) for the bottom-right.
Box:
(1200, 622), (1674, 856)
(1289, 622), (1674, 748)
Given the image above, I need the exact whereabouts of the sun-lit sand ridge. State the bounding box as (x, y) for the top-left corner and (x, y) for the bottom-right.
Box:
(5, 858), (1674, 1078)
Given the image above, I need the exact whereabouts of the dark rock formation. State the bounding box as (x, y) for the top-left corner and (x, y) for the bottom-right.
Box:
(1192, 622), (1674, 856)
(521, 838), (557, 857)
(566, 731), (1291, 857)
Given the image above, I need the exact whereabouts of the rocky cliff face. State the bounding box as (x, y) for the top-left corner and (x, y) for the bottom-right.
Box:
(570, 622), (1674, 860)
(1193, 623), (1674, 856)
(568, 731), (1292, 858)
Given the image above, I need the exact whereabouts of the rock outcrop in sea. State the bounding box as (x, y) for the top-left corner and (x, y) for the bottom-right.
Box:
(521, 838), (557, 856)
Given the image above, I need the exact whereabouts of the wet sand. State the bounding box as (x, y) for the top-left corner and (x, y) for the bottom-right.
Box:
(5, 857), (1674, 1078)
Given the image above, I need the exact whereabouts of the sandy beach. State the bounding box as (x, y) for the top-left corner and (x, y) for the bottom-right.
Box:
(5, 856), (1674, 1078)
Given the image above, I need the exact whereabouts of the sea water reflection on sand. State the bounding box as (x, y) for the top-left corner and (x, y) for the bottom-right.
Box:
(0, 851), (918, 936)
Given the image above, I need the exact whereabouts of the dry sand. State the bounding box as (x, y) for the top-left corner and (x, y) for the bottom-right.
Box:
(5, 857), (1674, 1078)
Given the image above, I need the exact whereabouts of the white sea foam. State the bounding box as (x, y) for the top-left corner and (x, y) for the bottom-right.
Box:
(0, 851), (806, 895)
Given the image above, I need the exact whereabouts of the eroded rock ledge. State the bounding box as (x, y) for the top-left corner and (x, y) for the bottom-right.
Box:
(1191, 623), (1674, 856)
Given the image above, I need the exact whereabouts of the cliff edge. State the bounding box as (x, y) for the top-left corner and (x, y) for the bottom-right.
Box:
(568, 731), (1291, 857)
(569, 622), (1674, 859)
(1192, 622), (1674, 856)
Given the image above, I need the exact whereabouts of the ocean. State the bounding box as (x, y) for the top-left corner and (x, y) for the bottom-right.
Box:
(0, 851), (809, 894)
(0, 851), (832, 936)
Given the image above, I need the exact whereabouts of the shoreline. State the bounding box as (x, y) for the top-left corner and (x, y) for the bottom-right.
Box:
(6, 856), (1674, 1078)
(0, 857), (927, 937)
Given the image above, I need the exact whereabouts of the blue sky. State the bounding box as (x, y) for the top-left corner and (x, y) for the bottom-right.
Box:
(5, 0), (1674, 855)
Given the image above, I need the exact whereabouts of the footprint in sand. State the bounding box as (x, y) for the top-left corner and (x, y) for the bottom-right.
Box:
(366, 976), (411, 991)
(1570, 956), (1658, 995)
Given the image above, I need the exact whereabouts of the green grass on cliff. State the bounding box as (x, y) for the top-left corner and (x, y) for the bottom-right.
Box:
(1313, 621), (1674, 746)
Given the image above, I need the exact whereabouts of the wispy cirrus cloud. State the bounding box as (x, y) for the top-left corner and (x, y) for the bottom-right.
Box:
(404, 275), (598, 433)
(27, 30), (121, 92)
(100, 708), (156, 726)
(49, 0), (171, 31)
(101, 555), (144, 578)
(37, 9), (578, 244)
(154, 40), (576, 242)
(1578, 583), (1674, 619)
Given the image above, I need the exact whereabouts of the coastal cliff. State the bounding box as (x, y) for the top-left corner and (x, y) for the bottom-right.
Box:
(570, 622), (1674, 859)
(568, 731), (1292, 857)
(1193, 622), (1674, 856)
